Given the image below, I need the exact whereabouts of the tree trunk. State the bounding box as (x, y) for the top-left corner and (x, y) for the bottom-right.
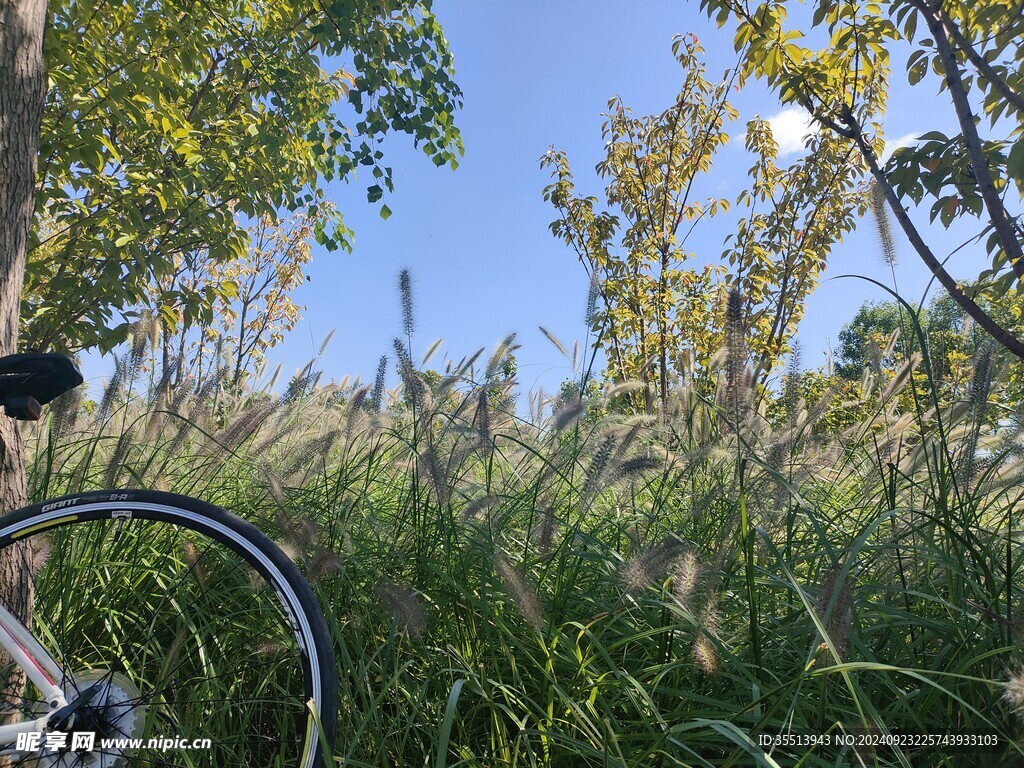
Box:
(1, 0), (49, 715)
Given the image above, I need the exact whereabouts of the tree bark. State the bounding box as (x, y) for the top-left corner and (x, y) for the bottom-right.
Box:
(840, 110), (1024, 360)
(917, 0), (1024, 281)
(1, 0), (49, 709)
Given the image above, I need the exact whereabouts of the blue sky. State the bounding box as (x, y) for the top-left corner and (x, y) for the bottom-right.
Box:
(83, 2), (994, 400)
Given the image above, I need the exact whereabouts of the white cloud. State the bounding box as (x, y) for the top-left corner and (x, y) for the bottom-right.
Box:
(734, 106), (818, 156)
(734, 111), (920, 162)
(765, 107), (818, 156)
(881, 132), (920, 162)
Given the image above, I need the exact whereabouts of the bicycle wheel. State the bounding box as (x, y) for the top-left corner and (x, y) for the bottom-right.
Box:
(0, 489), (337, 767)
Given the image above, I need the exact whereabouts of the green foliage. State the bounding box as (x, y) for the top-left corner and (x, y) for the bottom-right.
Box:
(25, 0), (463, 353)
(26, 321), (1024, 766)
(698, 0), (1024, 358)
(541, 35), (734, 407)
(149, 209), (332, 393)
(836, 292), (1024, 404)
(542, 35), (864, 410)
(730, 117), (865, 369)
(836, 299), (931, 379)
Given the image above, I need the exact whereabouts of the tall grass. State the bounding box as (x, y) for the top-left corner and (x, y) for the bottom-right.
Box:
(21, 302), (1024, 767)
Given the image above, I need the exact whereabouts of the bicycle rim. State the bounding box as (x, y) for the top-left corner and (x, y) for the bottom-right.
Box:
(0, 491), (336, 767)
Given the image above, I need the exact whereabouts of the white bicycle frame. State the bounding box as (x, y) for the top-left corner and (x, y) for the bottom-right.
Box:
(0, 599), (70, 748)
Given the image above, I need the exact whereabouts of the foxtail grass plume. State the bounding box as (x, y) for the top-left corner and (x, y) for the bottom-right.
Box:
(140, 357), (177, 443)
(960, 342), (995, 485)
(693, 589), (721, 675)
(585, 271), (600, 326)
(283, 430), (339, 480)
(251, 416), (300, 461)
(494, 553), (544, 630)
(868, 178), (897, 267)
(97, 355), (126, 424)
(125, 311), (151, 386)
(671, 551), (702, 611)
(461, 495), (497, 522)
(816, 557), (854, 656)
(307, 547), (343, 583)
(485, 332), (519, 382)
(878, 353), (920, 402)
(968, 342), (994, 425)
(378, 580), (427, 638)
(617, 455), (661, 478)
(537, 507), (558, 555)
(780, 342), (803, 424)
(49, 387), (83, 440)
(579, 435), (617, 514)
(393, 338), (425, 413)
(1005, 670), (1024, 715)
(264, 362), (283, 393)
(419, 446), (450, 507)
(621, 536), (686, 595)
(344, 386), (370, 441)
(104, 430), (135, 488)
(370, 355), (387, 413)
(609, 420), (645, 465)
(148, 352), (177, 411)
(275, 510), (319, 550)
(266, 470), (288, 508)
(181, 540), (208, 589)
(317, 328), (336, 358)
(398, 268), (415, 343)
(722, 287), (751, 430)
(866, 337), (883, 377)
(29, 536), (52, 576)
(166, 373), (194, 417)
(220, 402), (277, 451)
(476, 390), (491, 448)
(552, 398), (585, 433)
(539, 326), (569, 359)
(281, 363), (321, 405)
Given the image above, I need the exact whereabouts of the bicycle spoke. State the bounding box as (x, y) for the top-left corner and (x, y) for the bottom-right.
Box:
(0, 494), (335, 767)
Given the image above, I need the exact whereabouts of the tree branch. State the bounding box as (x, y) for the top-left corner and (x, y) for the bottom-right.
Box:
(842, 110), (1024, 360)
(939, 8), (1024, 115)
(915, 0), (1024, 280)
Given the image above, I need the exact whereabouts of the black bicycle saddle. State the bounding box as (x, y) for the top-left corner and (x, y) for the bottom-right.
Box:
(0, 353), (84, 420)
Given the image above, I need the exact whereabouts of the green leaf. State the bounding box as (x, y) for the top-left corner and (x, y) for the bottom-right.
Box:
(27, 0), (465, 354)
(1007, 140), (1024, 187)
(380, 203), (392, 220)
(434, 679), (466, 768)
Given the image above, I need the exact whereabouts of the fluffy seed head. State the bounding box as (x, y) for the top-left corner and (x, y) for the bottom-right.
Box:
(494, 553), (544, 630)
(621, 537), (686, 595)
(552, 399), (585, 433)
(461, 495), (497, 522)
(585, 272), (600, 326)
(378, 580), (427, 638)
(1005, 670), (1024, 714)
(307, 548), (343, 583)
(693, 636), (717, 675)
(537, 507), (558, 555)
(672, 551), (702, 611)
(181, 540), (207, 588)
(476, 390), (491, 448)
(398, 268), (415, 340)
(816, 558), (854, 656)
(692, 588), (721, 675)
(370, 356), (388, 413)
(868, 178), (897, 267)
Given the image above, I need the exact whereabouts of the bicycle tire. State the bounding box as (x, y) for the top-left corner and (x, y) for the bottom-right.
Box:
(0, 489), (337, 767)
